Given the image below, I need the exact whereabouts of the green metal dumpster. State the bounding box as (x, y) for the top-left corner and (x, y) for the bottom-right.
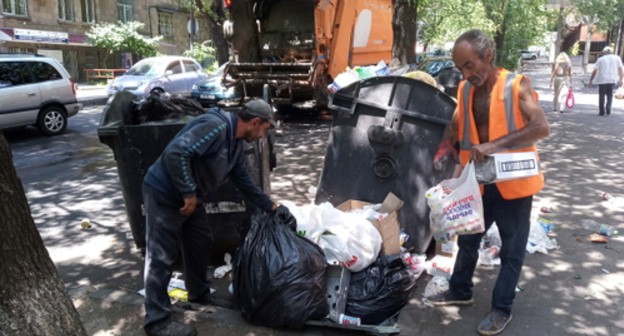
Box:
(98, 91), (273, 257)
(315, 76), (456, 253)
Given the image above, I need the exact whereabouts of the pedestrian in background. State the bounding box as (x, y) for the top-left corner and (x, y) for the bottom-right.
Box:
(430, 29), (549, 336)
(141, 99), (282, 336)
(549, 52), (572, 113)
(588, 46), (624, 116)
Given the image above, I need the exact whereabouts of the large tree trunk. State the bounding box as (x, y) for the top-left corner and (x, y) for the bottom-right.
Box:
(0, 133), (86, 336)
(208, 0), (230, 65)
(392, 0), (418, 65)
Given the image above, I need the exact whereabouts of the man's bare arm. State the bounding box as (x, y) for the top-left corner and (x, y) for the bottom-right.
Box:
(469, 78), (549, 161)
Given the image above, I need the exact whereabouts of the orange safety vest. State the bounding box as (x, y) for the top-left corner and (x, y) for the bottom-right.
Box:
(457, 68), (544, 200)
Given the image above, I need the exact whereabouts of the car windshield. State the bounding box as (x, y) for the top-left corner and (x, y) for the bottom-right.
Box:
(126, 59), (166, 76)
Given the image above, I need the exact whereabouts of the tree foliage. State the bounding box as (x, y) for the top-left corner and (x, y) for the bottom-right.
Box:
(86, 21), (161, 59)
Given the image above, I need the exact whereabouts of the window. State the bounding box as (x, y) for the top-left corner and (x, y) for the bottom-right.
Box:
(81, 0), (95, 23)
(117, 0), (133, 23)
(58, 0), (74, 21)
(183, 60), (200, 72)
(0, 62), (33, 87)
(2, 0), (28, 16)
(158, 13), (173, 37)
(166, 61), (183, 74)
(32, 62), (62, 82)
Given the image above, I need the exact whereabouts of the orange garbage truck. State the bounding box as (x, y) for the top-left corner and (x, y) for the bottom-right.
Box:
(222, 0), (393, 110)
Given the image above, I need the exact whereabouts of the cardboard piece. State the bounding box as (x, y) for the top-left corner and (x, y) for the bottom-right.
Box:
(337, 192), (404, 256)
(475, 152), (540, 183)
(435, 236), (458, 258)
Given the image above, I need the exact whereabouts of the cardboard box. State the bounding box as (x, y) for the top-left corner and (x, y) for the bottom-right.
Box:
(475, 152), (540, 183)
(337, 192), (404, 256)
(435, 236), (458, 258)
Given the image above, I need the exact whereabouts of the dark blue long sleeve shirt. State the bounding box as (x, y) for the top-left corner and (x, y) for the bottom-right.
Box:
(143, 108), (273, 212)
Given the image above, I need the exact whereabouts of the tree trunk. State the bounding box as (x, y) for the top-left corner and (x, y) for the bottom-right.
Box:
(0, 133), (86, 336)
(392, 0), (418, 65)
(208, 0), (230, 65)
(583, 22), (593, 74)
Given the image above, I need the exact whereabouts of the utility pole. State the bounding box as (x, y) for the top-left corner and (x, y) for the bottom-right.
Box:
(190, 0), (196, 57)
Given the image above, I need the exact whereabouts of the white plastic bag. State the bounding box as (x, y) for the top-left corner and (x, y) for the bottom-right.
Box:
(286, 201), (382, 272)
(426, 162), (485, 242)
(615, 86), (624, 100)
(315, 202), (382, 272)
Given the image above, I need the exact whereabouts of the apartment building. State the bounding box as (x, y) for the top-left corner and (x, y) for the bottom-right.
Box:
(0, 0), (211, 81)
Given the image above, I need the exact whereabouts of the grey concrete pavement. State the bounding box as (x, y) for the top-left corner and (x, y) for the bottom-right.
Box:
(76, 83), (109, 106)
(68, 61), (624, 335)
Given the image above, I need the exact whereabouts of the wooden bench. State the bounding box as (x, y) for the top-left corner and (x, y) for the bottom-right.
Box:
(84, 68), (127, 82)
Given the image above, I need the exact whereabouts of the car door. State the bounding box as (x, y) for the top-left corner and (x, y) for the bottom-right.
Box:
(163, 60), (186, 96)
(182, 60), (205, 96)
(0, 61), (41, 129)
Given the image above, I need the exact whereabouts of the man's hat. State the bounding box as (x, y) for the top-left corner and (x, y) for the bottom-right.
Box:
(603, 46), (613, 54)
(243, 99), (276, 126)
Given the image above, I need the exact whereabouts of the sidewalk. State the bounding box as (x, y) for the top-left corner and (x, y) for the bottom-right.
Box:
(71, 63), (624, 336)
(76, 82), (108, 106)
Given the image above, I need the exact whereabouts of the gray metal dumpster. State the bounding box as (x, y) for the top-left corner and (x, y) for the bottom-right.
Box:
(98, 91), (273, 258)
(315, 76), (456, 253)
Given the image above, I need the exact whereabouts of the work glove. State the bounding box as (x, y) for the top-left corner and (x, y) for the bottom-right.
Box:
(433, 140), (459, 170)
(273, 205), (297, 231)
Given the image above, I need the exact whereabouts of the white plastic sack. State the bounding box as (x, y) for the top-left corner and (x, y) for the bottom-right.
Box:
(284, 201), (382, 272)
(526, 218), (559, 254)
(424, 276), (450, 298)
(426, 162), (485, 242)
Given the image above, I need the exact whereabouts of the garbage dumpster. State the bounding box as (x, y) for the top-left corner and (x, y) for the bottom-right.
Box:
(98, 91), (273, 257)
(315, 76), (456, 253)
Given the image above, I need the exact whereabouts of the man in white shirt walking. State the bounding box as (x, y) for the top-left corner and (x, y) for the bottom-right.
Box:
(588, 46), (624, 116)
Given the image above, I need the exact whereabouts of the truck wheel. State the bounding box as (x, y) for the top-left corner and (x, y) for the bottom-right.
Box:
(37, 106), (67, 136)
(223, 20), (234, 39)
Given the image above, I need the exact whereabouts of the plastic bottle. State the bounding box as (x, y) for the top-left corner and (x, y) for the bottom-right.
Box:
(582, 219), (618, 236)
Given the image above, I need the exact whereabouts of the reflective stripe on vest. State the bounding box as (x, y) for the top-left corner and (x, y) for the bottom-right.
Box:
(459, 72), (517, 151)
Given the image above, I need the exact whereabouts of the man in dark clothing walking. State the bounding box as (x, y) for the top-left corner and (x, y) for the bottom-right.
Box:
(142, 99), (280, 336)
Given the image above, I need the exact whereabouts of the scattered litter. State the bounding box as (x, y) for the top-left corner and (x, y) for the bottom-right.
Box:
(421, 297), (434, 308)
(126, 231), (134, 240)
(80, 218), (91, 229)
(582, 219), (618, 237)
(403, 253), (426, 279)
(588, 233), (608, 244)
(601, 268), (610, 274)
(478, 224), (502, 266)
(574, 274), (582, 280)
(526, 218), (559, 254)
(540, 206), (552, 213)
(515, 286), (524, 292)
(213, 253), (232, 278)
(423, 276), (449, 298)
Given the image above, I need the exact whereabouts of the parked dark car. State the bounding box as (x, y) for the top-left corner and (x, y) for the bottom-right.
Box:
(191, 63), (240, 107)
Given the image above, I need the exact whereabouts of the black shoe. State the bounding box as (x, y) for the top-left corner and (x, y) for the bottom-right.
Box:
(188, 292), (212, 305)
(145, 320), (197, 336)
(477, 310), (513, 335)
(427, 290), (474, 306)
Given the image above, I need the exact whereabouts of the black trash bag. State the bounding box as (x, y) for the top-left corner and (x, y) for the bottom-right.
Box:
(133, 92), (205, 124)
(345, 254), (417, 325)
(233, 213), (329, 328)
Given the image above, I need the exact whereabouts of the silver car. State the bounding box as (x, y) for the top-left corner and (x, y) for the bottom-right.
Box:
(107, 56), (208, 98)
(0, 54), (81, 135)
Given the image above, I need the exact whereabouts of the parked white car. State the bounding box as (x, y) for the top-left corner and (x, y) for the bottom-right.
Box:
(0, 54), (81, 135)
(520, 50), (539, 60)
(107, 56), (208, 98)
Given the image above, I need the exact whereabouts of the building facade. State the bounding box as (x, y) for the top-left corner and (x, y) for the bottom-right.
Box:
(0, 0), (212, 81)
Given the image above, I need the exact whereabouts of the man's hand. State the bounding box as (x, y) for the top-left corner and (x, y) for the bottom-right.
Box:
(469, 143), (497, 162)
(433, 140), (458, 170)
(180, 195), (198, 216)
(273, 205), (297, 231)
